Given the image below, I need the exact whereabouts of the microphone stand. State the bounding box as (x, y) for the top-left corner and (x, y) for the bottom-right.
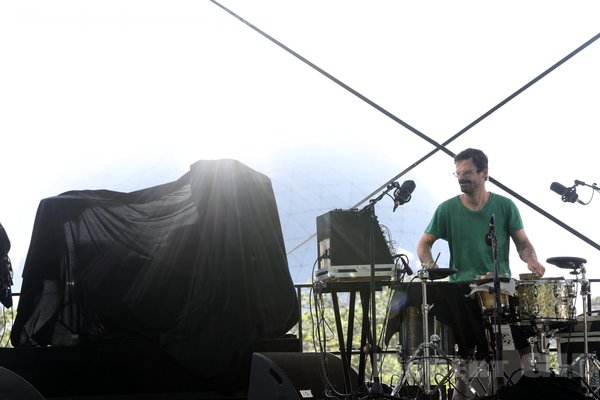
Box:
(560, 180), (600, 205)
(571, 265), (592, 388)
(488, 215), (505, 393)
(573, 180), (600, 205)
(575, 180), (599, 192)
(360, 182), (398, 398)
(580, 266), (590, 387)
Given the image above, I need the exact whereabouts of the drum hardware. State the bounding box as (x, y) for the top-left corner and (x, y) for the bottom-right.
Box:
(418, 263), (450, 395)
(469, 277), (511, 398)
(392, 336), (457, 398)
(525, 326), (560, 373)
(345, 182), (418, 398)
(537, 326), (559, 355)
(451, 349), (495, 400)
(472, 277), (517, 376)
(392, 339), (456, 397)
(476, 296), (513, 398)
(484, 213), (508, 394)
(570, 353), (600, 397)
(547, 256), (594, 389)
(392, 265), (457, 397)
(526, 336), (539, 372)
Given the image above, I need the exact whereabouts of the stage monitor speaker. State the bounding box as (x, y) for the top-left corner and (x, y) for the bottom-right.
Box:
(247, 352), (357, 400)
(0, 365), (45, 400)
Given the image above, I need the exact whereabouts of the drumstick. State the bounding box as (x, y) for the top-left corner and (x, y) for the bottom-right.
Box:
(432, 252), (441, 268)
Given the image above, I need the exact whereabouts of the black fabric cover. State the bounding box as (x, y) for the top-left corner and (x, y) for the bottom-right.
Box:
(0, 222), (9, 256)
(11, 159), (299, 379)
(0, 222), (12, 308)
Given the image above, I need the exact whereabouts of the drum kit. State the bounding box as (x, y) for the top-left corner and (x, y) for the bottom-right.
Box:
(392, 256), (596, 399)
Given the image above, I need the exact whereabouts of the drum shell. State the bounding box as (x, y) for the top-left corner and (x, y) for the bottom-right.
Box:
(399, 305), (457, 357)
(476, 291), (510, 312)
(515, 279), (576, 324)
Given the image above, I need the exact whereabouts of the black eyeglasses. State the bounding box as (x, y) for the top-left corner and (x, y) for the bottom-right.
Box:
(453, 168), (480, 178)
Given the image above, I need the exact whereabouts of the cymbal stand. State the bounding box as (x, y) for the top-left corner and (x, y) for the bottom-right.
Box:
(571, 265), (593, 388)
(420, 268), (434, 394)
(393, 268), (449, 396)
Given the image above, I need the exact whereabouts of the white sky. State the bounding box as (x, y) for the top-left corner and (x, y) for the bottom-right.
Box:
(1, 1), (600, 309)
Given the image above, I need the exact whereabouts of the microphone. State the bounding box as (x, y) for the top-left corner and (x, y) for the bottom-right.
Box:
(393, 254), (413, 275)
(485, 214), (495, 246)
(393, 180), (416, 211)
(550, 182), (583, 204)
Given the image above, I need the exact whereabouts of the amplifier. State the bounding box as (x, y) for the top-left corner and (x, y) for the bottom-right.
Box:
(555, 315), (600, 355)
(556, 332), (600, 352)
(315, 209), (395, 283)
(314, 264), (396, 283)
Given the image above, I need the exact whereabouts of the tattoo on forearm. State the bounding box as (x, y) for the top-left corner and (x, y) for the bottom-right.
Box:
(519, 245), (537, 263)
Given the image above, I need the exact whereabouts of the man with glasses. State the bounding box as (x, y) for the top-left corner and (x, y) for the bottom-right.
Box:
(417, 147), (545, 280)
(416, 148), (546, 397)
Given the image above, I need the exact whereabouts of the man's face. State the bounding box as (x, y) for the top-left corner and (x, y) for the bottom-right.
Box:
(454, 159), (486, 194)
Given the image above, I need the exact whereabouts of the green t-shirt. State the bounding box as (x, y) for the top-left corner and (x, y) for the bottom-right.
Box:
(425, 192), (523, 282)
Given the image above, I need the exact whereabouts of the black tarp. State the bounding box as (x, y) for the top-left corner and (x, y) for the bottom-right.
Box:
(0, 222), (12, 308)
(11, 159), (299, 380)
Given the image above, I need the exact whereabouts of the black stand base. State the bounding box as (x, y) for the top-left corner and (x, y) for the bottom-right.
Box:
(494, 375), (587, 400)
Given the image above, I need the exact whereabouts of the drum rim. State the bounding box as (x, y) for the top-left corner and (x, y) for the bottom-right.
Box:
(517, 279), (573, 284)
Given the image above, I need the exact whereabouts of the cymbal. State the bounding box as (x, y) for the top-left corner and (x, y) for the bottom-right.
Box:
(546, 256), (587, 269)
(420, 268), (458, 280)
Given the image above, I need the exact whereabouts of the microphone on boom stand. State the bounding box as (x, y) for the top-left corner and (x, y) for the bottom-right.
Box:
(392, 180), (415, 211)
(362, 179), (417, 398)
(550, 181), (583, 204)
(484, 214), (506, 393)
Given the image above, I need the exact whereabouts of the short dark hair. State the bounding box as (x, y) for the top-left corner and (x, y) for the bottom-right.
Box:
(454, 148), (488, 171)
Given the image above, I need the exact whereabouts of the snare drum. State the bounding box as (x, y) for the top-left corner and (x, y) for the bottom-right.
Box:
(515, 279), (576, 324)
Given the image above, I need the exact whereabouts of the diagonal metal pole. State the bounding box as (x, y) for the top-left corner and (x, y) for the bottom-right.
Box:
(211, 0), (600, 253)
(355, 30), (600, 208)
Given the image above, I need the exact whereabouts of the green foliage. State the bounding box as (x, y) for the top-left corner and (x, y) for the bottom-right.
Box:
(0, 307), (14, 348)
(290, 284), (450, 388)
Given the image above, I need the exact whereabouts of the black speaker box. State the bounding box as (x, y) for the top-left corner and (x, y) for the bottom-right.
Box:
(247, 352), (358, 400)
(0, 366), (45, 400)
